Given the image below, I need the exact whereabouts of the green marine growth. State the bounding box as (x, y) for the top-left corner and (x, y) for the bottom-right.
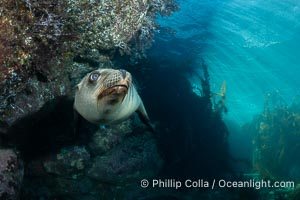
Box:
(249, 92), (300, 182)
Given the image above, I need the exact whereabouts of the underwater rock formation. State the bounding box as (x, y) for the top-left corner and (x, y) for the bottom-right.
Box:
(88, 119), (133, 155)
(0, 149), (24, 200)
(0, 1), (178, 196)
(65, 0), (178, 56)
(18, 117), (161, 199)
(2, 96), (77, 160)
(0, 0), (178, 130)
(42, 146), (91, 178)
(1, 93), (161, 198)
(88, 132), (162, 184)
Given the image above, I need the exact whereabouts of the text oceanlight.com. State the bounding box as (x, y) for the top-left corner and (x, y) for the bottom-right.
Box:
(140, 179), (295, 190)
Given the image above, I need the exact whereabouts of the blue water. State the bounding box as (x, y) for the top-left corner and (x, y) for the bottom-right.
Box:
(3, 1), (300, 199)
(157, 0), (300, 124)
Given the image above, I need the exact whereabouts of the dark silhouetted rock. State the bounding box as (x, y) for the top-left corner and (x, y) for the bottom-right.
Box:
(43, 146), (91, 178)
(0, 149), (24, 200)
(88, 132), (163, 184)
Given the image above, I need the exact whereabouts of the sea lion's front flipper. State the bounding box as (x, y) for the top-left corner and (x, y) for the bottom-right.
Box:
(136, 103), (155, 132)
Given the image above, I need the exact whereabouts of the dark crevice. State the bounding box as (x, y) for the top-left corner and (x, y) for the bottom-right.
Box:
(73, 55), (100, 68)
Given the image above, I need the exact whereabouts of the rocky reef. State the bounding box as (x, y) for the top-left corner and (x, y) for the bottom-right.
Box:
(0, 0), (178, 127)
(0, 93), (162, 199)
(0, 149), (23, 200)
(20, 121), (162, 199)
(0, 0), (177, 199)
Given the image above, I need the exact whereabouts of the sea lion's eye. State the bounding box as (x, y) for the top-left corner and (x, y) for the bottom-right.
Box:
(89, 72), (100, 82)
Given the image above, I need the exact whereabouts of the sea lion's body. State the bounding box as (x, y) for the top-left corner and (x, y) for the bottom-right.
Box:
(74, 68), (153, 131)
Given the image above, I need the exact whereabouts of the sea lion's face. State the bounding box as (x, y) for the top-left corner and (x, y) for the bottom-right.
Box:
(76, 68), (131, 106)
(74, 68), (132, 124)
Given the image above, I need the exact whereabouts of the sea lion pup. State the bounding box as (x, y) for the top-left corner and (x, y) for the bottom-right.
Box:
(74, 68), (154, 132)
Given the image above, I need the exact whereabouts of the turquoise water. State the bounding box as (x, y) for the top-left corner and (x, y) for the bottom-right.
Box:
(158, 0), (300, 124)
(2, 1), (300, 199)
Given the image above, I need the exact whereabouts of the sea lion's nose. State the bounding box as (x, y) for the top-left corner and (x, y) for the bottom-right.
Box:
(120, 69), (127, 79)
